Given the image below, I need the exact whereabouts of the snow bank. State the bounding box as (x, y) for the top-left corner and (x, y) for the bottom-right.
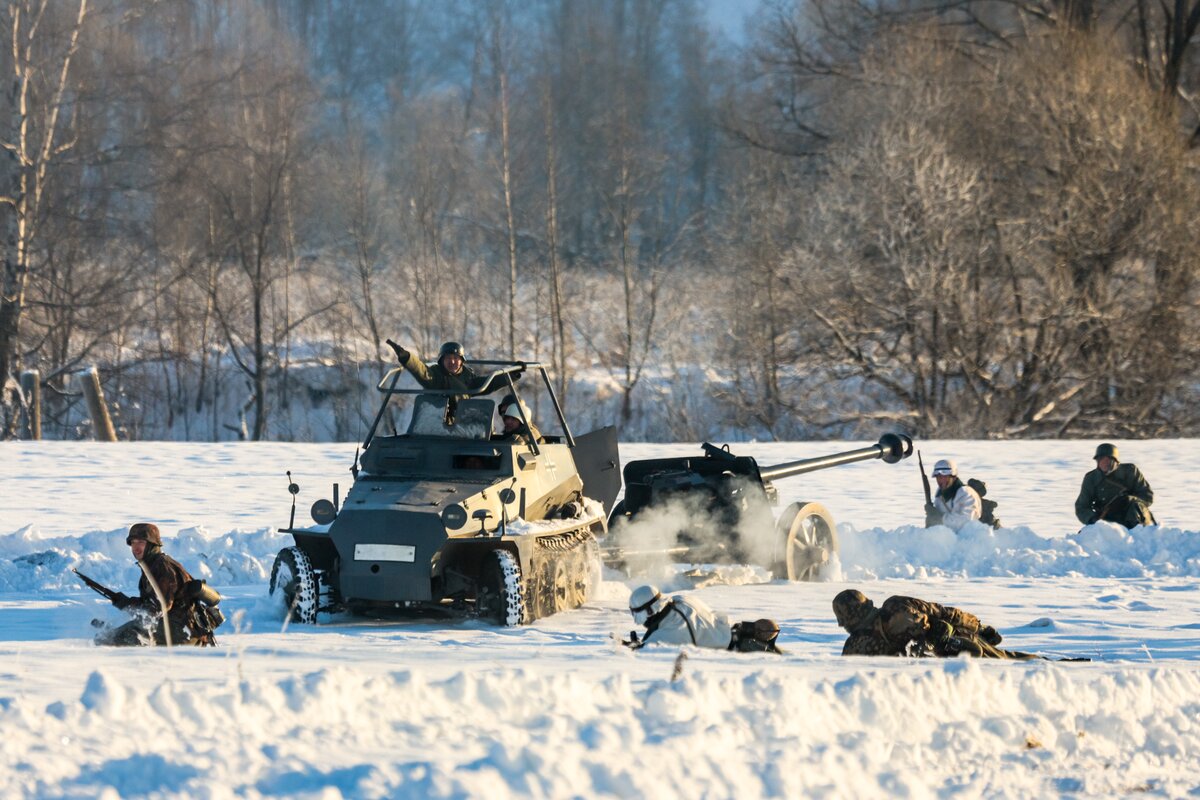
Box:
(4, 660), (1198, 798)
(4, 516), (1200, 596)
(840, 520), (1200, 580)
(0, 525), (288, 593)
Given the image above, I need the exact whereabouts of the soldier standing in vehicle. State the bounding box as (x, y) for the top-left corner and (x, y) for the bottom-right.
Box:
(497, 394), (544, 445)
(387, 339), (483, 394)
(832, 589), (1039, 660)
(97, 523), (209, 647)
(625, 584), (783, 653)
(1075, 443), (1155, 528)
(925, 459), (982, 532)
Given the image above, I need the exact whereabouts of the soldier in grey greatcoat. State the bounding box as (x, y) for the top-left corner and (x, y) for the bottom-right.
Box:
(1075, 443), (1155, 529)
(833, 589), (1038, 660)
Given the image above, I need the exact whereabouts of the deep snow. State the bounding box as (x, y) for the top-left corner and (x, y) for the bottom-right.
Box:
(2, 439), (1200, 798)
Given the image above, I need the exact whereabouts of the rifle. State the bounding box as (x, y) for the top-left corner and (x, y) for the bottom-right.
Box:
(918, 451), (941, 527)
(1087, 476), (1137, 524)
(72, 568), (131, 609)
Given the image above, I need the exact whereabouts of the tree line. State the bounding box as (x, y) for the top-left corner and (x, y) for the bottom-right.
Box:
(2, 0), (1198, 442)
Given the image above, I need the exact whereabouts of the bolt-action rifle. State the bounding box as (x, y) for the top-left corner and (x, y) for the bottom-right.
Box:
(72, 568), (132, 610)
(918, 451), (941, 527)
(73, 568), (119, 602)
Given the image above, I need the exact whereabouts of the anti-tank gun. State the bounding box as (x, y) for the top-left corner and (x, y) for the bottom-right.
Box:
(606, 433), (914, 580)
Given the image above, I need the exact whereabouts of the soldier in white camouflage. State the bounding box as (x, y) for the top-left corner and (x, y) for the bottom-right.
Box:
(833, 589), (1039, 659)
(625, 584), (782, 653)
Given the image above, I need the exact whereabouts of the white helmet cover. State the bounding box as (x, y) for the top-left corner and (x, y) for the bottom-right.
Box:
(629, 584), (664, 625)
(931, 458), (957, 477)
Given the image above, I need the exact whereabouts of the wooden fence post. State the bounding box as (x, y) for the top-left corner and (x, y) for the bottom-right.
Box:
(76, 366), (117, 442)
(19, 369), (40, 440)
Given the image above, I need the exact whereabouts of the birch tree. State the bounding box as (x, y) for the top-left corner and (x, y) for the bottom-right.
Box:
(0, 0), (89, 428)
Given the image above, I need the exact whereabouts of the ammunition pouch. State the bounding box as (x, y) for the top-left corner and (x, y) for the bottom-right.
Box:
(192, 604), (225, 634)
(182, 579), (225, 640)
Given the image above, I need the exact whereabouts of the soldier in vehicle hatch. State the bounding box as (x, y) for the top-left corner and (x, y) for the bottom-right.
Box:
(624, 584), (783, 654)
(96, 523), (219, 647)
(387, 339), (484, 395)
(497, 394), (544, 445)
(832, 589), (1040, 660)
(1075, 443), (1156, 529)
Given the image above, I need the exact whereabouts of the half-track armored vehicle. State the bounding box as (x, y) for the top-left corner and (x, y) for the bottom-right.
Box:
(605, 434), (913, 581)
(270, 360), (621, 626)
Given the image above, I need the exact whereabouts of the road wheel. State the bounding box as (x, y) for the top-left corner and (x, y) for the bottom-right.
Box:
(269, 546), (318, 624)
(774, 502), (837, 581)
(477, 549), (527, 626)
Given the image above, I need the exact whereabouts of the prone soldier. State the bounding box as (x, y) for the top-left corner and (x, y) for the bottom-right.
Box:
(625, 584), (782, 654)
(832, 589), (1039, 660)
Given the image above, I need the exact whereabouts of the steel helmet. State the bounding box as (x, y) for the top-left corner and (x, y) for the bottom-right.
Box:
(438, 341), (465, 361)
(832, 588), (873, 630)
(1094, 443), (1118, 462)
(126, 522), (162, 546)
(629, 584), (665, 625)
(931, 458), (957, 477)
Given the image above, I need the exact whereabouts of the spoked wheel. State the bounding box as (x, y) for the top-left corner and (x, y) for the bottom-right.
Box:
(774, 502), (837, 581)
(270, 546), (319, 624)
(477, 549), (528, 627)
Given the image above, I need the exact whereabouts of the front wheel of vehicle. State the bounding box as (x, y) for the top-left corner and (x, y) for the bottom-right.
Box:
(270, 546), (318, 625)
(477, 549), (527, 626)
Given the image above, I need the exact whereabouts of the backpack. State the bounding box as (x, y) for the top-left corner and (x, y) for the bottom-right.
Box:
(966, 478), (1001, 529)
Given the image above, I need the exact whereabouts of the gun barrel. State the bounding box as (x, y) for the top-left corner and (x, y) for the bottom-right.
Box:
(758, 433), (913, 483)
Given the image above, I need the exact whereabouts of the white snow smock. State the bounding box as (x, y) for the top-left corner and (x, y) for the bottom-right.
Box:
(641, 595), (733, 649)
(934, 483), (982, 532)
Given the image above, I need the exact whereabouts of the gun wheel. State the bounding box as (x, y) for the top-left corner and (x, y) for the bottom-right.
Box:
(775, 502), (837, 582)
(270, 546), (318, 624)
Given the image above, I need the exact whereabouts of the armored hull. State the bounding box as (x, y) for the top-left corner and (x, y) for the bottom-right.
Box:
(271, 362), (620, 626)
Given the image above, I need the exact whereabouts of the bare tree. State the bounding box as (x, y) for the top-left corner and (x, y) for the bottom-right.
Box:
(0, 0), (90, 431)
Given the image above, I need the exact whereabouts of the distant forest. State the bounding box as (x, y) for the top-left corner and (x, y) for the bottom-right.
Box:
(3, 0), (1199, 442)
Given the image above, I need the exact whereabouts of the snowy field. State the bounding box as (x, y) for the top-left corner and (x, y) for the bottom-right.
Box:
(2, 438), (1200, 798)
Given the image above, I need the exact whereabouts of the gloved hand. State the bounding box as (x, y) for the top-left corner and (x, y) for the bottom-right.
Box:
(385, 339), (410, 363)
(980, 625), (1003, 646)
(111, 592), (134, 610)
(924, 503), (944, 527)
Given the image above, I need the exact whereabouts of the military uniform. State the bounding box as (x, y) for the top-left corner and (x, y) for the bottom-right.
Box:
(835, 591), (1038, 660)
(498, 395), (544, 445)
(932, 478), (982, 531)
(627, 585), (782, 653)
(640, 594), (734, 649)
(399, 350), (483, 394)
(101, 546), (199, 646)
(1075, 463), (1155, 528)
